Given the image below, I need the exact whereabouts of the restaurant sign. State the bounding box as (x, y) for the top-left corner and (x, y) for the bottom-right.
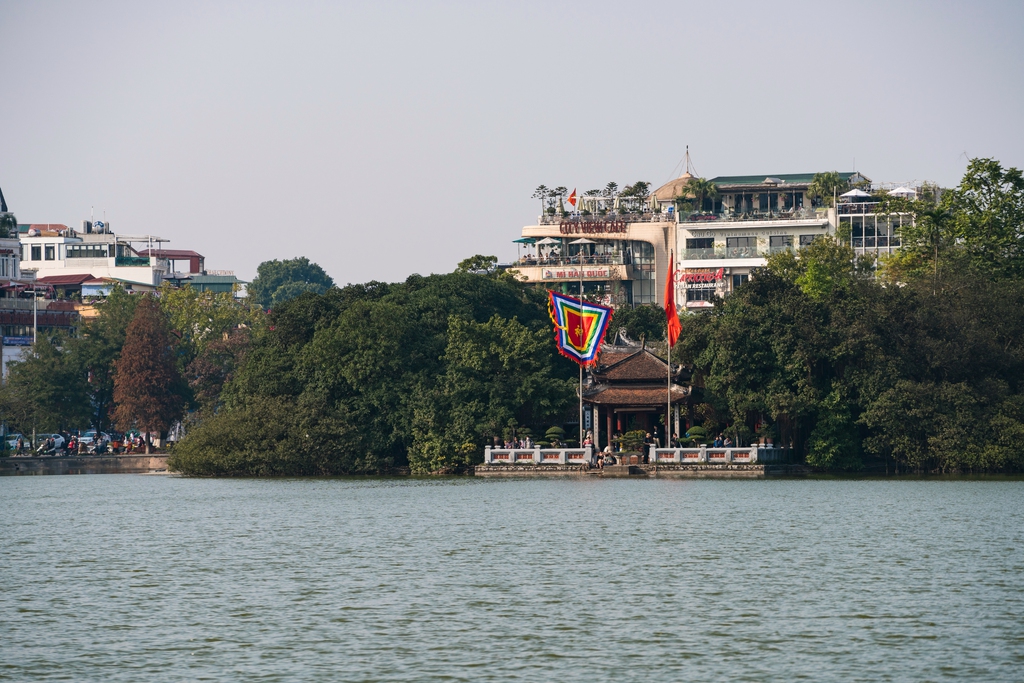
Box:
(559, 219), (628, 235)
(542, 267), (612, 280)
(677, 267), (725, 289)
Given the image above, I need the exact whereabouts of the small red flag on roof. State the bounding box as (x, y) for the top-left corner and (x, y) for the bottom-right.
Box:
(567, 188), (577, 208)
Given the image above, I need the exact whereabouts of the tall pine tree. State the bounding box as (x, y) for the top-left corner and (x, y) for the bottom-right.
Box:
(113, 296), (185, 453)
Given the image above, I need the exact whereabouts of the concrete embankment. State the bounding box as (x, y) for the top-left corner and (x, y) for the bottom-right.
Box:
(474, 463), (809, 478)
(0, 454), (170, 476)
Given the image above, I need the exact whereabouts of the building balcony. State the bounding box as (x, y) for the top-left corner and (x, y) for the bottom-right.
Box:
(683, 247), (770, 260)
(837, 202), (881, 215)
(538, 212), (672, 225)
(114, 256), (151, 267)
(677, 210), (829, 228)
(510, 262), (631, 284)
(513, 254), (630, 268)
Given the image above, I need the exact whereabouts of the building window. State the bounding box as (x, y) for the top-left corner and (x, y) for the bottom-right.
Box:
(685, 237), (714, 258)
(686, 288), (713, 302)
(45, 245), (55, 260)
(726, 237), (757, 258)
(732, 274), (749, 290)
(769, 235), (792, 253)
(31, 245), (41, 261)
(799, 235), (818, 247)
(66, 244), (110, 259)
(783, 192), (804, 210)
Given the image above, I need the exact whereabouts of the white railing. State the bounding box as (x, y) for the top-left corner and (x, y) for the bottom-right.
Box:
(484, 446), (593, 465)
(484, 445), (787, 466)
(650, 446), (757, 463)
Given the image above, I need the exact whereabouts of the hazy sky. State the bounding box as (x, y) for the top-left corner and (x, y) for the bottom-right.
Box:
(2, 1), (1022, 284)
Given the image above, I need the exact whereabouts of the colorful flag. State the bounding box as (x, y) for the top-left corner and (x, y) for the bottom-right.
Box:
(567, 188), (577, 208)
(548, 290), (613, 366)
(665, 252), (681, 347)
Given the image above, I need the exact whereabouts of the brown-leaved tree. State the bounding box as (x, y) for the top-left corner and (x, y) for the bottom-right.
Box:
(113, 295), (186, 453)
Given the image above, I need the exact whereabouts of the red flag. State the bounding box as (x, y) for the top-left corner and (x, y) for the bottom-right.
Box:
(665, 252), (681, 346)
(567, 188), (577, 208)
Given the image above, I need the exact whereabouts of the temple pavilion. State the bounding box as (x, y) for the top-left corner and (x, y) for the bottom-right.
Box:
(582, 333), (690, 450)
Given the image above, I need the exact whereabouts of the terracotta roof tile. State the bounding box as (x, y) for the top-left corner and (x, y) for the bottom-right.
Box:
(583, 385), (689, 406)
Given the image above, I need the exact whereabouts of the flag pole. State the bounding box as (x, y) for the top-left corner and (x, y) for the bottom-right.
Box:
(579, 246), (584, 449)
(572, 189), (584, 450)
(667, 251), (672, 449)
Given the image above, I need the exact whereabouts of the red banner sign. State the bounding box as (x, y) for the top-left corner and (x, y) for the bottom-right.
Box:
(559, 220), (628, 235)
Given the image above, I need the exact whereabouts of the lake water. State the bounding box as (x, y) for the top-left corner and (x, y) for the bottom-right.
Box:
(2, 476), (1023, 681)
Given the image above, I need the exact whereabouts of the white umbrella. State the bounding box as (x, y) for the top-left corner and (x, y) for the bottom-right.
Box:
(840, 188), (871, 198)
(536, 237), (561, 245)
(569, 238), (596, 244)
(890, 186), (916, 196)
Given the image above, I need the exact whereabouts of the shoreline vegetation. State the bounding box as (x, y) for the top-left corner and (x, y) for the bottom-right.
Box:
(4, 159), (1024, 477)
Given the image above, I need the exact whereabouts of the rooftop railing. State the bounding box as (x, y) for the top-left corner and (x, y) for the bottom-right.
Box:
(837, 202), (881, 215)
(538, 212), (672, 225)
(514, 254), (629, 267)
(679, 208), (826, 223)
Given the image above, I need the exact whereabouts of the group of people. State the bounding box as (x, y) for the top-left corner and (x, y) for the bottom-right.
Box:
(712, 434), (734, 448)
(14, 432), (147, 457)
(501, 436), (534, 449)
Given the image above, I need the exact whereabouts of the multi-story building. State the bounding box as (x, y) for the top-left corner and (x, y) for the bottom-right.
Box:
(667, 171), (868, 309)
(511, 198), (675, 308)
(19, 222), (170, 292)
(18, 223), (243, 296)
(511, 168), (918, 310)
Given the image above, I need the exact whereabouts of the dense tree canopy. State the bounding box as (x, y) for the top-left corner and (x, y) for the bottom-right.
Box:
(170, 269), (577, 475)
(676, 159), (1024, 472)
(247, 257), (335, 309)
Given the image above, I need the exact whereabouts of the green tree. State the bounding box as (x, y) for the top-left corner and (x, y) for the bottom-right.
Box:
(620, 181), (651, 198)
(0, 333), (92, 437)
(186, 328), (251, 417)
(409, 315), (574, 472)
(112, 296), (186, 452)
(531, 185), (550, 214)
(159, 282), (264, 370)
(247, 257), (334, 309)
(607, 304), (665, 342)
(682, 177), (718, 212)
(456, 255), (498, 274)
(77, 285), (140, 432)
(944, 157), (1024, 279)
(0, 212), (17, 238)
(807, 171), (846, 208)
(173, 269), (575, 476)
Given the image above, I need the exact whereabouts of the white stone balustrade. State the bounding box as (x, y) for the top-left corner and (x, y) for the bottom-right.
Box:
(649, 445), (760, 464)
(484, 446), (593, 465)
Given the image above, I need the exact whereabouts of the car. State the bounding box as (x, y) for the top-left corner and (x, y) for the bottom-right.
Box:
(5, 433), (25, 450)
(80, 431), (111, 446)
(36, 434), (66, 452)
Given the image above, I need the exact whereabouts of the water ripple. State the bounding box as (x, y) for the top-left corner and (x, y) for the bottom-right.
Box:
(1, 476), (1023, 681)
